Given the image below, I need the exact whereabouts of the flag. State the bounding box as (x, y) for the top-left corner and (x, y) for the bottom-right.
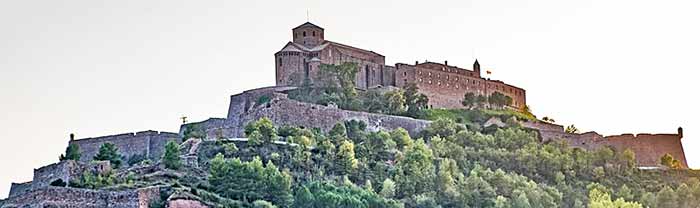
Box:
(486, 70), (492, 75)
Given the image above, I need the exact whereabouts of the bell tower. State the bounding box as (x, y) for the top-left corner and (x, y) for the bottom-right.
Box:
(292, 22), (324, 48)
(473, 59), (481, 77)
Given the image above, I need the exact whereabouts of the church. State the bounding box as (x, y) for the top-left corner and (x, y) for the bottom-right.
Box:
(275, 22), (527, 109)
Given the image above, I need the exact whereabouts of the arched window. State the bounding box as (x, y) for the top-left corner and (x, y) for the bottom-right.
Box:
(278, 58), (282, 66)
(303, 31), (307, 37)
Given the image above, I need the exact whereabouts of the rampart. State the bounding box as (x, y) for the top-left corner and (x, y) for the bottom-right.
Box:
(69, 130), (180, 163)
(1, 186), (160, 208)
(8, 160), (112, 197)
(522, 121), (687, 168)
(184, 86), (431, 139)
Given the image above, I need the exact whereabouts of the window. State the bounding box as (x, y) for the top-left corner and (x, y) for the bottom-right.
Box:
(278, 58), (282, 66)
(404, 72), (407, 76)
(303, 31), (307, 37)
(313, 31), (316, 36)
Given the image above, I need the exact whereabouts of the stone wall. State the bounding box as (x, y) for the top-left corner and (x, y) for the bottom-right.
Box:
(186, 87), (431, 140)
(31, 160), (81, 190)
(1, 186), (160, 208)
(599, 132), (687, 168)
(228, 91), (430, 137)
(522, 121), (687, 168)
(70, 131), (180, 163)
(7, 182), (31, 198)
(396, 62), (526, 109)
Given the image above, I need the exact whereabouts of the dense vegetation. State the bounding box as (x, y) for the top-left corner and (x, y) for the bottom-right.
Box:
(175, 117), (699, 208)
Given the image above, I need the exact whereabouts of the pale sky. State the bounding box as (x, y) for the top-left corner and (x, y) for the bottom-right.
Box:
(1, 0), (699, 198)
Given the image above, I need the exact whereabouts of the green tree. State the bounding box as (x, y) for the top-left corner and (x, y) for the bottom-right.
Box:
(617, 184), (634, 202)
(336, 140), (359, 175)
(380, 178), (396, 199)
(395, 139), (435, 198)
(404, 83), (429, 118)
(93, 142), (122, 168)
(588, 187), (642, 208)
(512, 192), (532, 208)
(462, 92), (478, 109)
(656, 186), (677, 208)
(565, 124), (580, 134)
(385, 89), (407, 115)
(162, 140), (181, 170)
(245, 117), (278, 145)
(660, 153), (682, 169)
(59, 143), (81, 161)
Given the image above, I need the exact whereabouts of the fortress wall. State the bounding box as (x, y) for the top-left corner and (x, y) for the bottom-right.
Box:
(31, 160), (80, 190)
(8, 182), (31, 198)
(1, 186), (160, 208)
(523, 120), (686, 168)
(599, 133), (686, 168)
(221, 88), (431, 138)
(70, 131), (180, 163)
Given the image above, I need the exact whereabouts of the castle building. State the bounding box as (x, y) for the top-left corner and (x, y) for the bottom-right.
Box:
(275, 22), (526, 109)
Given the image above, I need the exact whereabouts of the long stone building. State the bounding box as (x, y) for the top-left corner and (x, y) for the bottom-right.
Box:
(275, 22), (526, 109)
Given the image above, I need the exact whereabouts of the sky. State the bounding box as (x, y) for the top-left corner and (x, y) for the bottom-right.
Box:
(1, 0), (699, 198)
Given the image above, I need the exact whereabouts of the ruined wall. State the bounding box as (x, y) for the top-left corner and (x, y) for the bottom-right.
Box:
(30, 160), (81, 190)
(1, 186), (160, 208)
(69, 131), (180, 163)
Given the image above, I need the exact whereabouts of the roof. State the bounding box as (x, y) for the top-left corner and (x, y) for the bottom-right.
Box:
(293, 22), (324, 30)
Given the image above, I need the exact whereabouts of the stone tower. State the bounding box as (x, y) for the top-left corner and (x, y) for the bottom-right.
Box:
(292, 22), (324, 48)
(473, 59), (481, 77)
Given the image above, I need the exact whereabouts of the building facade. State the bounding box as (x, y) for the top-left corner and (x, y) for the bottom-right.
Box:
(275, 22), (526, 109)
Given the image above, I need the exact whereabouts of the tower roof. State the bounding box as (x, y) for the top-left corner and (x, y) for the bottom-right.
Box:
(293, 22), (324, 30)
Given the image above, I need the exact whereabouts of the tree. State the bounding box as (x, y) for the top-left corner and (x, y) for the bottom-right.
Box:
(390, 128), (413, 151)
(656, 186), (677, 208)
(336, 140), (359, 175)
(93, 142), (122, 168)
(245, 117), (278, 145)
(404, 83), (429, 118)
(462, 92), (478, 109)
(617, 184), (634, 202)
(59, 143), (81, 161)
(488, 92), (512, 109)
(385, 89), (407, 115)
(162, 140), (181, 170)
(395, 140), (435, 198)
(588, 187), (642, 208)
(380, 178), (396, 199)
(512, 192), (532, 208)
(565, 125), (580, 134)
(660, 153), (682, 169)
(208, 155), (292, 206)
(317, 62), (361, 110)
